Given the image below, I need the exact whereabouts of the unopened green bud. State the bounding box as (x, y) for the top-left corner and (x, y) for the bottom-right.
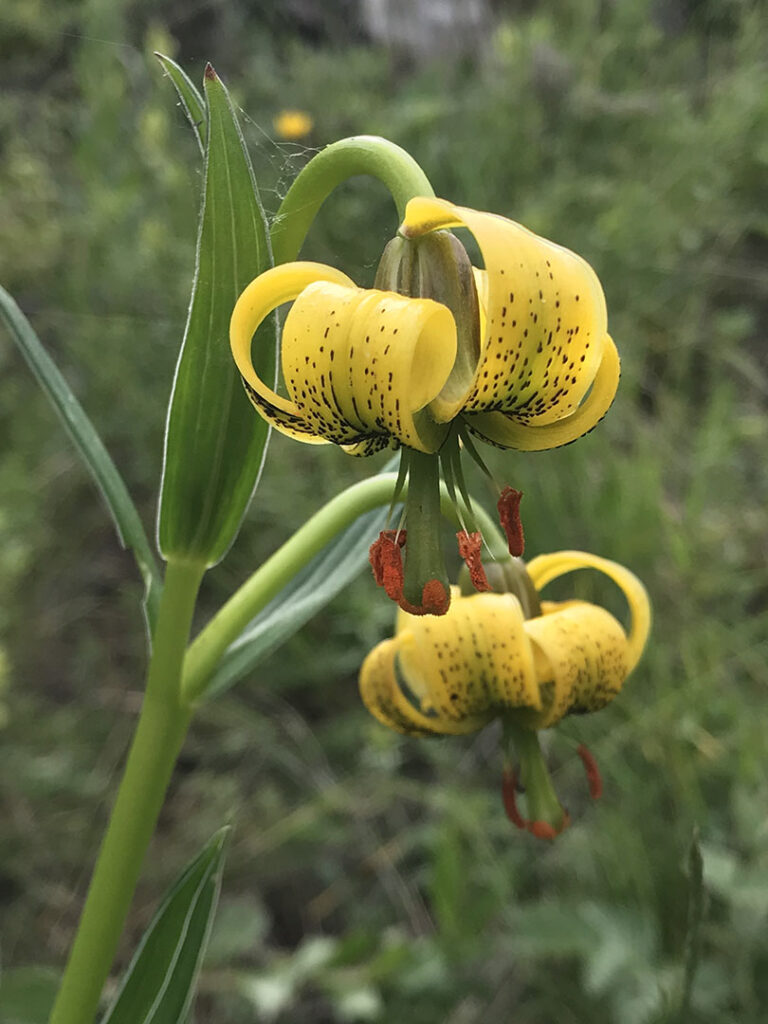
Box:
(375, 232), (481, 417)
(459, 555), (542, 618)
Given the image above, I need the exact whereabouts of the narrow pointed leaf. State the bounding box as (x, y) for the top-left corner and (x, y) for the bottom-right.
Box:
(0, 285), (162, 632)
(204, 504), (391, 697)
(100, 827), (229, 1024)
(155, 53), (207, 153)
(158, 65), (275, 566)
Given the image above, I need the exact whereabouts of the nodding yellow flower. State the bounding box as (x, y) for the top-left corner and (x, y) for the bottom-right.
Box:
(273, 109), (314, 140)
(359, 551), (650, 839)
(231, 199), (619, 615)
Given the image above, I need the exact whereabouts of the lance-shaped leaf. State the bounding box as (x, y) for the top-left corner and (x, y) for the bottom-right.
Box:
(204, 504), (391, 698)
(155, 52), (206, 154)
(100, 827), (229, 1024)
(158, 65), (275, 566)
(0, 285), (162, 633)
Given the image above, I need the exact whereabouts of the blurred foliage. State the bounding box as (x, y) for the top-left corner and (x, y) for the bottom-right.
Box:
(1, 0), (767, 1022)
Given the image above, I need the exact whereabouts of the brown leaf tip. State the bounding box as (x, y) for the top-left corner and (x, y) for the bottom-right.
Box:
(204, 63), (217, 81)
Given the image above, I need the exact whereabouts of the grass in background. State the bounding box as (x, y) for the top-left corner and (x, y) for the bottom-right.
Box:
(1, 0), (766, 1021)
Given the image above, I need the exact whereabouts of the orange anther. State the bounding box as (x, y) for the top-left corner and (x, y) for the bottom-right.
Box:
(497, 487), (524, 557)
(457, 530), (492, 592)
(577, 744), (603, 800)
(501, 768), (526, 829)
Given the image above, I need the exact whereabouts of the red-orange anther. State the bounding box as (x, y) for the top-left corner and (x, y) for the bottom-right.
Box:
(369, 531), (450, 616)
(502, 767), (570, 839)
(457, 530), (492, 592)
(398, 578), (451, 617)
(497, 487), (524, 557)
(577, 744), (603, 800)
(369, 530), (406, 603)
(501, 768), (526, 829)
(527, 820), (558, 841)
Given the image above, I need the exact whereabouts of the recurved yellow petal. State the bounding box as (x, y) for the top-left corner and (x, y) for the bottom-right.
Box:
(397, 591), (540, 722)
(359, 635), (489, 736)
(360, 551), (649, 740)
(230, 262), (353, 443)
(526, 550), (651, 673)
(464, 336), (620, 451)
(231, 261), (458, 454)
(360, 591), (546, 737)
(402, 197), (614, 439)
(281, 281), (456, 452)
(523, 601), (629, 728)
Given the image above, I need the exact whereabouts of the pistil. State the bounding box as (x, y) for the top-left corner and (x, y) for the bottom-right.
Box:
(502, 718), (569, 839)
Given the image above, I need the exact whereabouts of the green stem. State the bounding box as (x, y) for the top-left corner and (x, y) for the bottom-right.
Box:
(181, 471), (508, 703)
(50, 557), (205, 1024)
(503, 719), (566, 833)
(401, 450), (449, 607)
(270, 136), (435, 265)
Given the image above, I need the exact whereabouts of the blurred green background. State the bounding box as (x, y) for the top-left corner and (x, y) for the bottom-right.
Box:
(1, 0), (767, 1021)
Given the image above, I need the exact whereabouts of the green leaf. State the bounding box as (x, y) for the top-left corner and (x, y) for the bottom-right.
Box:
(510, 901), (600, 958)
(155, 52), (206, 154)
(100, 827), (229, 1024)
(430, 820), (495, 950)
(0, 285), (162, 633)
(205, 504), (391, 698)
(158, 65), (275, 566)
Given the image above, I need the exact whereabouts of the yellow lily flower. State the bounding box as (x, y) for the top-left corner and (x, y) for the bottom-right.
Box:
(359, 551), (650, 838)
(231, 199), (620, 614)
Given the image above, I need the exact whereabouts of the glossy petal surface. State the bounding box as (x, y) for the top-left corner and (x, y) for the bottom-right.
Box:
(359, 551), (650, 736)
(526, 550), (651, 672)
(402, 197), (618, 449)
(523, 601), (628, 728)
(467, 336), (620, 451)
(231, 262), (456, 453)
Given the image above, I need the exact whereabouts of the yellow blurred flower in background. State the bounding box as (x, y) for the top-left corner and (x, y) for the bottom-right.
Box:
(273, 109), (314, 140)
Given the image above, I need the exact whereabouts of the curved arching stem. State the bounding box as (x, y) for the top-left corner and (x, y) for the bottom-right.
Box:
(270, 136), (435, 265)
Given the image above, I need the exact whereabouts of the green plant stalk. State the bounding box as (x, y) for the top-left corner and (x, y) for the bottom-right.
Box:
(49, 469), (506, 1020)
(50, 557), (205, 1024)
(504, 719), (566, 831)
(402, 450), (450, 606)
(181, 472), (508, 703)
(270, 136), (435, 265)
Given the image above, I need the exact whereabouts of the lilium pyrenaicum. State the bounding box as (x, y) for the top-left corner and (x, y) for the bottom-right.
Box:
(231, 198), (620, 615)
(359, 550), (651, 838)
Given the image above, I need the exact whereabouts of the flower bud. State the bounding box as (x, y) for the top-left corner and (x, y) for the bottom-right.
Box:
(459, 555), (542, 618)
(375, 231), (480, 422)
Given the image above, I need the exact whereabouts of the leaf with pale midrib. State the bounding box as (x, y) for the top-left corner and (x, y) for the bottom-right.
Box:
(100, 828), (229, 1024)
